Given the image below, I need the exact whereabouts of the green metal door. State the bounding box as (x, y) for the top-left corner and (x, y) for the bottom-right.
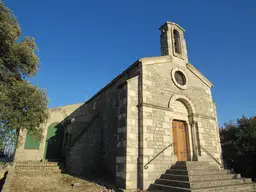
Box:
(44, 122), (64, 160)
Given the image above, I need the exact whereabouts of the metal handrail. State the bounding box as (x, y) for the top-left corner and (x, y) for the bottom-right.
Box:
(144, 143), (174, 169)
(197, 145), (223, 168)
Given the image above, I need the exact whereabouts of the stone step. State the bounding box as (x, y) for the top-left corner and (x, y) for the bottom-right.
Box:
(192, 178), (252, 189)
(171, 164), (219, 170)
(148, 183), (254, 192)
(16, 162), (59, 166)
(155, 178), (252, 189)
(15, 165), (60, 168)
(15, 168), (62, 173)
(15, 166), (61, 171)
(166, 169), (227, 176)
(175, 161), (211, 166)
(42, 159), (60, 162)
(161, 173), (241, 182)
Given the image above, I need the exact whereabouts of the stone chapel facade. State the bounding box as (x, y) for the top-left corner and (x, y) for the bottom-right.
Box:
(14, 22), (222, 190)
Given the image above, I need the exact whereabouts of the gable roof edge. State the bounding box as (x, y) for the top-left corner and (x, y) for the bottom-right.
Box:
(85, 60), (141, 104)
(186, 63), (214, 88)
(139, 55), (172, 65)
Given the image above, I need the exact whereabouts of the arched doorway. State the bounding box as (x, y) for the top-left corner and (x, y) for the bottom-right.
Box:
(44, 122), (64, 160)
(169, 95), (196, 161)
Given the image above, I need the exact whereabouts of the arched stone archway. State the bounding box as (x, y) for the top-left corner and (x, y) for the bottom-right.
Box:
(168, 94), (196, 116)
(168, 94), (198, 161)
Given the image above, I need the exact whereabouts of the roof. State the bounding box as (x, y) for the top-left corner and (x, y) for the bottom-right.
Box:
(50, 54), (214, 108)
(85, 60), (141, 104)
(48, 102), (84, 110)
(159, 21), (185, 32)
(186, 63), (214, 88)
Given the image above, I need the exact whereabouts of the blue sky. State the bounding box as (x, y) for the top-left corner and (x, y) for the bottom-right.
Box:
(4, 0), (256, 126)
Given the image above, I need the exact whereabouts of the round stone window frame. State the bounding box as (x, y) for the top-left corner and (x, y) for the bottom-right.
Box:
(171, 68), (188, 89)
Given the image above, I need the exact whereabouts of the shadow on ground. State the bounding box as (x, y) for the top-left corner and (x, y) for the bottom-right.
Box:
(0, 171), (8, 191)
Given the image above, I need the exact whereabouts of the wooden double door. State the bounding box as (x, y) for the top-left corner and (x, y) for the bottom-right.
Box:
(172, 120), (190, 161)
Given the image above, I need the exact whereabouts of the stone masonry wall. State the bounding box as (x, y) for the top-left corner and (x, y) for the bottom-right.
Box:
(14, 104), (82, 162)
(196, 116), (221, 163)
(116, 83), (127, 188)
(140, 105), (174, 189)
(140, 56), (220, 189)
(65, 66), (140, 188)
(65, 87), (120, 179)
(125, 76), (139, 189)
(65, 107), (100, 176)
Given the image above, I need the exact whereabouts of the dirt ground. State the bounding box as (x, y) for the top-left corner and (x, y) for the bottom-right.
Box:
(10, 172), (108, 192)
(9, 172), (146, 192)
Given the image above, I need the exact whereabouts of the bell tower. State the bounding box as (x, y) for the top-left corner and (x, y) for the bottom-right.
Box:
(159, 22), (188, 62)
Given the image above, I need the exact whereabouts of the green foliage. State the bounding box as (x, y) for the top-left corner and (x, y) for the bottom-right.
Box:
(0, 1), (49, 145)
(220, 115), (256, 179)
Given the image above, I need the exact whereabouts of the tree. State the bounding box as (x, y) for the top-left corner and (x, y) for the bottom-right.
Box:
(0, 1), (49, 146)
(220, 115), (256, 180)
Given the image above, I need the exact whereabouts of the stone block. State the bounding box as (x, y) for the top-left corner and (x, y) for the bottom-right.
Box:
(116, 171), (125, 178)
(163, 135), (171, 142)
(126, 163), (137, 170)
(144, 148), (154, 156)
(163, 150), (172, 156)
(116, 156), (125, 163)
(127, 148), (137, 155)
(126, 180), (137, 189)
(143, 106), (153, 113)
(144, 119), (153, 126)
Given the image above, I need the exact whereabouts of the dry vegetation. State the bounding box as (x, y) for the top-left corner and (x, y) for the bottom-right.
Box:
(10, 172), (105, 192)
(9, 172), (147, 192)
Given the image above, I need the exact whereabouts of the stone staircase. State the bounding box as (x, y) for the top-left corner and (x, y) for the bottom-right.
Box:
(14, 161), (64, 173)
(148, 161), (254, 192)
(2, 161), (65, 192)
